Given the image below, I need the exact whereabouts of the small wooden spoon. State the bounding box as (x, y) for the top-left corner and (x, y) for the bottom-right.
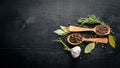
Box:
(69, 25), (110, 35)
(67, 34), (108, 45)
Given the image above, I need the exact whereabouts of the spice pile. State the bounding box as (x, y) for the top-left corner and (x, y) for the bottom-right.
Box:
(95, 25), (109, 35)
(53, 15), (116, 58)
(68, 34), (82, 45)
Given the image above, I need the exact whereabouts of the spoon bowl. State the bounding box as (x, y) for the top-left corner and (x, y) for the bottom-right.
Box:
(94, 25), (111, 35)
(67, 34), (82, 45)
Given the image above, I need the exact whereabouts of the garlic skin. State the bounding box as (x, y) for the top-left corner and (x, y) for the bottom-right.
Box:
(70, 46), (81, 58)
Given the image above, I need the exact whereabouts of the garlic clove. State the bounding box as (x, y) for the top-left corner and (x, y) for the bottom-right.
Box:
(70, 46), (81, 58)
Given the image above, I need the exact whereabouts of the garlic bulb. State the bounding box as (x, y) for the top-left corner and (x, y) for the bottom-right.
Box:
(70, 46), (81, 58)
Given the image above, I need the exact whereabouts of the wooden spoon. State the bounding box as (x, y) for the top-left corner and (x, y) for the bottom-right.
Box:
(67, 34), (108, 45)
(69, 25), (110, 35)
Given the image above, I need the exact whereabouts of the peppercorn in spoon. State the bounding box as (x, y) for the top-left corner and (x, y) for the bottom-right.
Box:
(69, 25), (110, 35)
(67, 34), (108, 45)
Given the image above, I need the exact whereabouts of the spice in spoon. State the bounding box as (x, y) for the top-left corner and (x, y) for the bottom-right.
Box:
(95, 25), (109, 35)
(69, 34), (82, 44)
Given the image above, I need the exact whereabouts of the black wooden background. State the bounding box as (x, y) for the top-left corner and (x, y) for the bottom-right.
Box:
(0, 0), (120, 68)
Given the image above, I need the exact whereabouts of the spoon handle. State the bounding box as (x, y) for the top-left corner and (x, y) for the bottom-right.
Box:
(69, 26), (93, 32)
(83, 38), (108, 43)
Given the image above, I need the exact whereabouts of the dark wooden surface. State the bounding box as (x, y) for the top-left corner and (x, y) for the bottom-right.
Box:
(0, 0), (120, 68)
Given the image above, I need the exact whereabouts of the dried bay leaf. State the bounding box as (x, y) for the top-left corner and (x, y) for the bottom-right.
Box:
(60, 26), (70, 33)
(84, 43), (95, 53)
(108, 34), (116, 48)
(54, 29), (67, 35)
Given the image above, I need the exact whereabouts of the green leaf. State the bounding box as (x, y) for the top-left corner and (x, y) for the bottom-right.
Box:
(77, 18), (84, 24)
(108, 34), (116, 48)
(54, 29), (67, 35)
(77, 15), (101, 25)
(53, 38), (70, 51)
(60, 26), (70, 33)
(84, 43), (95, 53)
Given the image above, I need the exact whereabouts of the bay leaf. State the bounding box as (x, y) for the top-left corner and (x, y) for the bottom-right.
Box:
(60, 26), (70, 33)
(54, 29), (66, 35)
(84, 43), (95, 53)
(108, 34), (116, 48)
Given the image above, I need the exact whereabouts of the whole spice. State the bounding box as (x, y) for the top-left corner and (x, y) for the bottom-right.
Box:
(53, 38), (81, 58)
(70, 46), (81, 58)
(67, 34), (82, 45)
(96, 25), (109, 35)
(69, 34), (82, 43)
